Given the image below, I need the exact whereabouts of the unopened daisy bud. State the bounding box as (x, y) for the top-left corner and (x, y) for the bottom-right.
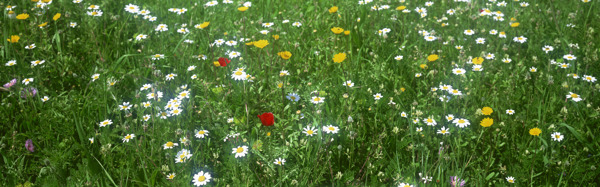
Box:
(161, 165), (170, 172)
(392, 127), (399, 134)
(475, 109), (483, 115)
(335, 172), (343, 180)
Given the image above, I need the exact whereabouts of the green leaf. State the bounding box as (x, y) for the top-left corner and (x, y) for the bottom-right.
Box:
(485, 172), (495, 180)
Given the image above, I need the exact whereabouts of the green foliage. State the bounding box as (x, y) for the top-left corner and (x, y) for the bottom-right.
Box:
(1, 0), (599, 186)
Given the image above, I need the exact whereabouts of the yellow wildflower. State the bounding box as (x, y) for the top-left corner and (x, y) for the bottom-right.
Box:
(253, 40), (269, 49)
(472, 57), (484, 65)
(329, 6), (338, 14)
(7, 35), (20, 43)
(480, 118), (493, 127)
(427, 54), (439, 62)
(529, 128), (541, 136)
(16, 13), (29, 20)
(277, 51), (292, 60)
(53, 13), (61, 21)
(333, 53), (347, 63)
(482, 107), (493, 115)
(331, 27), (344, 34)
(199, 22), (210, 29)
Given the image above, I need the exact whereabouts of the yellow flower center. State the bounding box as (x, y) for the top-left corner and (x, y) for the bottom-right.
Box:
(307, 130), (314, 134)
(571, 94), (578, 98)
(166, 142), (174, 147)
(458, 119), (465, 123)
(427, 119), (433, 123)
(236, 147), (244, 153)
(91, 12), (98, 15)
(328, 127), (335, 131)
(314, 98), (321, 101)
(198, 176), (206, 182)
(235, 71), (243, 76)
(555, 135), (560, 139)
(198, 131), (205, 135)
(125, 135), (131, 139)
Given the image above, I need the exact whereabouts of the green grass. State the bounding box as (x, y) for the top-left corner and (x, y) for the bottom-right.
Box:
(1, 0), (599, 186)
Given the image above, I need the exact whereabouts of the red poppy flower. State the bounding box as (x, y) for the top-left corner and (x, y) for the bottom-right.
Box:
(218, 57), (230, 67)
(257, 112), (274, 126)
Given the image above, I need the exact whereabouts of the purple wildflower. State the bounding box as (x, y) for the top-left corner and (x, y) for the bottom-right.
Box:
(3, 79), (17, 89)
(450, 176), (466, 187)
(20, 87), (38, 98)
(25, 139), (34, 152)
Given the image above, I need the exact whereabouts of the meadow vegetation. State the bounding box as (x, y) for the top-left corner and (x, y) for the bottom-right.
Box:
(1, 0), (599, 186)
